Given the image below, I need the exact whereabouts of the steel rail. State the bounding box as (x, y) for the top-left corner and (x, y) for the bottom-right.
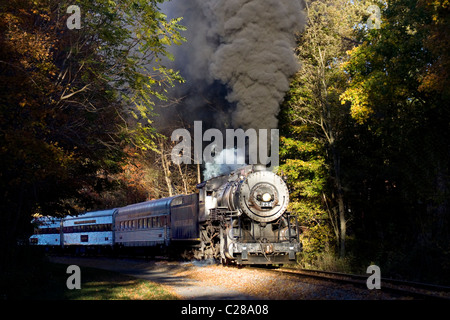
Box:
(250, 267), (450, 300)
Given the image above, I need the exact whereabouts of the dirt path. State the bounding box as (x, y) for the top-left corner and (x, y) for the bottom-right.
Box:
(49, 256), (256, 300)
(49, 256), (399, 300)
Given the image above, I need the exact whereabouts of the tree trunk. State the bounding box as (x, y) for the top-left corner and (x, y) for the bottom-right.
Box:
(177, 162), (188, 194)
(160, 141), (173, 197)
(331, 144), (346, 257)
(337, 188), (346, 258)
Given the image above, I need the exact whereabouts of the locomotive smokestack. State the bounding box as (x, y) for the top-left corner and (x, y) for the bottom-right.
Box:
(253, 164), (267, 172)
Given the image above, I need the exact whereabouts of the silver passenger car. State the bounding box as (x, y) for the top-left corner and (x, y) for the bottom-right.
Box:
(115, 197), (179, 247)
(29, 216), (62, 246)
(62, 209), (117, 247)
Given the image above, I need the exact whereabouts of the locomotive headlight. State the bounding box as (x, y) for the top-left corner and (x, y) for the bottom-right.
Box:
(262, 193), (272, 202)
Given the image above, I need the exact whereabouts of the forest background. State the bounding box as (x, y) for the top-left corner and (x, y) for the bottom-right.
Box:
(1, 0), (449, 285)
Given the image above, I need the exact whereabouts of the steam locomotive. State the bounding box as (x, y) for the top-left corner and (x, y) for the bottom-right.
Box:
(30, 165), (301, 265)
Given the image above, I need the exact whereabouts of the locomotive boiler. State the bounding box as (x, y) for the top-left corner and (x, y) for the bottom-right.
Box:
(193, 164), (300, 264)
(30, 164), (301, 265)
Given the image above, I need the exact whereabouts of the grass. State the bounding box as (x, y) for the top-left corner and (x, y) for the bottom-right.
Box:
(294, 250), (357, 274)
(2, 258), (179, 300)
(64, 265), (179, 300)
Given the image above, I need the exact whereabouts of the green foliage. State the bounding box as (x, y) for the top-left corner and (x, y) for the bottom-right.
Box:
(280, 0), (374, 261)
(0, 0), (185, 263)
(281, 0), (449, 284)
(337, 0), (450, 283)
(340, 0), (449, 212)
(279, 116), (331, 262)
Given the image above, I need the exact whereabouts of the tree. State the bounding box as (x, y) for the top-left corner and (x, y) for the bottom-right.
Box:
(281, 0), (375, 258)
(0, 0), (185, 267)
(340, 0), (450, 282)
(417, 0), (450, 99)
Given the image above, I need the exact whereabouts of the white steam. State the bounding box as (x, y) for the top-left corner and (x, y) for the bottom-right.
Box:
(203, 148), (246, 180)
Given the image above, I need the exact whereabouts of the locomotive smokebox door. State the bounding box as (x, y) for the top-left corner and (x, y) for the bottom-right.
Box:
(238, 170), (289, 223)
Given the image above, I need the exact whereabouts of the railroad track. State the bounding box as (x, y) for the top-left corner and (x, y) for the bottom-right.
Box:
(51, 253), (450, 300)
(264, 267), (450, 300)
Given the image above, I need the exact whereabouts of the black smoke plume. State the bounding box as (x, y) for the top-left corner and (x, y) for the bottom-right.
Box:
(157, 0), (306, 132)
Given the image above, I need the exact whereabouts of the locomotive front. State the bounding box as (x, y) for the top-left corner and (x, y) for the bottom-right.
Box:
(198, 165), (301, 265)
